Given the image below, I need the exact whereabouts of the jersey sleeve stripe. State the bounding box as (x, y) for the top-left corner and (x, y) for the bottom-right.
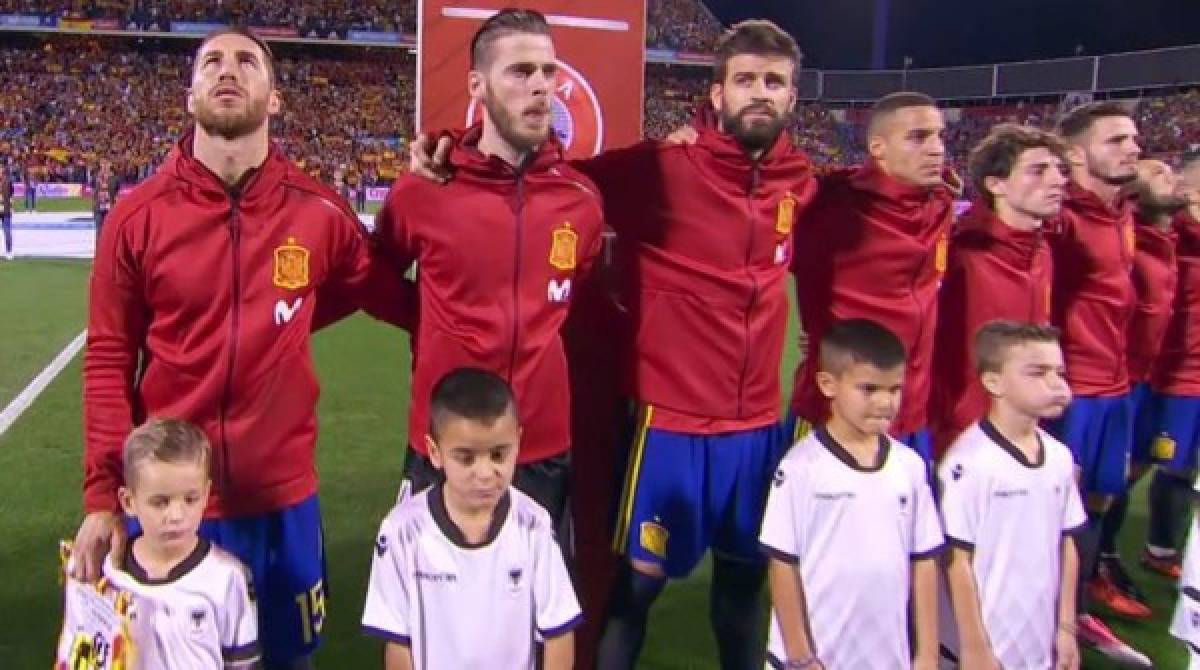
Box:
(539, 612), (584, 638)
(911, 542), (946, 560)
(759, 543), (800, 565)
(221, 642), (261, 662)
(1062, 521), (1088, 536)
(362, 625), (412, 646)
(945, 536), (975, 551)
(1183, 586), (1200, 603)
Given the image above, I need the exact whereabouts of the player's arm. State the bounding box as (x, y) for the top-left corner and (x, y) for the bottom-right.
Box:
(910, 556), (940, 670)
(1055, 536), (1081, 670)
(767, 556), (822, 668)
(312, 194), (418, 331)
(383, 642), (414, 670)
(76, 207), (143, 581)
(542, 630), (575, 670)
(943, 546), (998, 668)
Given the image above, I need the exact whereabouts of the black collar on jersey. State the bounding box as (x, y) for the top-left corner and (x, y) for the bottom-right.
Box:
(428, 483), (512, 549)
(123, 537), (211, 586)
(980, 418), (1046, 468)
(815, 425), (890, 473)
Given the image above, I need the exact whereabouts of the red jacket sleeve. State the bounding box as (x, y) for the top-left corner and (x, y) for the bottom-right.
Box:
(82, 208), (147, 512)
(312, 198), (418, 332)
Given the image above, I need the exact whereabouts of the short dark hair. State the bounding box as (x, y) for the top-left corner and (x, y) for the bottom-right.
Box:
(123, 417), (211, 487)
(429, 368), (518, 439)
(974, 320), (1061, 375)
(1056, 101), (1132, 140)
(818, 319), (907, 375)
(713, 19), (801, 85)
(470, 8), (552, 70)
(968, 123), (1067, 208)
(196, 26), (276, 87)
(866, 91), (938, 138)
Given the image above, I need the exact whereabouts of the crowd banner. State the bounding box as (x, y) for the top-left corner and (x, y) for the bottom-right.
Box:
(417, 0), (646, 160)
(169, 21), (225, 34)
(348, 30), (403, 43)
(13, 183), (85, 198)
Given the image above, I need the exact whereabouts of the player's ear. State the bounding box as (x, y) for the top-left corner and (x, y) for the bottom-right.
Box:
(815, 370), (838, 399)
(467, 69), (485, 101)
(709, 81), (724, 115)
(185, 88), (196, 116)
(1063, 144), (1086, 171)
(984, 175), (1005, 202)
(267, 88), (282, 116)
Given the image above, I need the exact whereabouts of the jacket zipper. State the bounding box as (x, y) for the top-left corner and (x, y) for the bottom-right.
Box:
(738, 162), (762, 419)
(509, 174), (525, 381)
(218, 198), (242, 496)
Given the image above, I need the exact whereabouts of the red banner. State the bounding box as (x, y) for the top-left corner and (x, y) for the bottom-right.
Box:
(255, 25), (298, 37)
(417, 0), (646, 159)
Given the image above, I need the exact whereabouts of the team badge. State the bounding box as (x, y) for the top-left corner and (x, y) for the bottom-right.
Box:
(639, 521), (668, 558)
(935, 234), (949, 274)
(507, 568), (524, 593)
(775, 194), (796, 236)
(1153, 434), (1177, 461)
(773, 469), (785, 488)
(273, 237), (310, 290)
(951, 463), (964, 481)
(549, 223), (578, 271)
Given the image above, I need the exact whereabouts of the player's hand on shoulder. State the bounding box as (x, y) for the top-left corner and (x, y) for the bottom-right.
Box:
(408, 133), (454, 184)
(70, 510), (125, 582)
(664, 125), (698, 146)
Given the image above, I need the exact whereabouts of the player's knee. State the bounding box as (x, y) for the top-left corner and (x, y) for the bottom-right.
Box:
(630, 558), (666, 580)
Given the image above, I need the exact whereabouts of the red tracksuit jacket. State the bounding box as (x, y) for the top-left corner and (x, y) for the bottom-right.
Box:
(791, 161), (956, 438)
(374, 126), (604, 463)
(84, 130), (401, 517)
(1127, 214), (1178, 384)
(1153, 210), (1200, 395)
(577, 123), (816, 434)
(929, 202), (1053, 453)
(1047, 181), (1137, 397)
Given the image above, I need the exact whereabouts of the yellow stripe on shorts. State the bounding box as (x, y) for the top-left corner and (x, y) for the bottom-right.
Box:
(613, 405), (654, 553)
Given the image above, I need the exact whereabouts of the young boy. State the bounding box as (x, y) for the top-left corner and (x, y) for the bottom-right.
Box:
(1170, 473), (1200, 670)
(57, 418), (260, 669)
(362, 367), (581, 669)
(937, 321), (1086, 669)
(760, 319), (944, 670)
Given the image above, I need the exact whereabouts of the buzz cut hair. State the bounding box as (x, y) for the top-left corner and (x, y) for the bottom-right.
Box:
(1056, 101), (1133, 140)
(712, 19), (801, 85)
(469, 8), (552, 70)
(818, 319), (907, 376)
(123, 417), (212, 487)
(866, 91), (938, 138)
(195, 26), (277, 87)
(973, 320), (1062, 375)
(429, 367), (519, 440)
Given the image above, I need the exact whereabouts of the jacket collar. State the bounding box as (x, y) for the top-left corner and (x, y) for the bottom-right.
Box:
(445, 122), (564, 182)
(163, 127), (288, 203)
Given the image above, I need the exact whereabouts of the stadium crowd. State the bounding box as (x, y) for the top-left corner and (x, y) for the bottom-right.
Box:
(2, 34), (1198, 196)
(0, 0), (722, 49)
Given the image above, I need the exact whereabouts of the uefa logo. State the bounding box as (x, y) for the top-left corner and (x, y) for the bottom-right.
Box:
(466, 59), (604, 158)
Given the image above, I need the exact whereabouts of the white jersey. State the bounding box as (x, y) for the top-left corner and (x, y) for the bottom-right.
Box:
(760, 427), (945, 670)
(362, 485), (581, 670)
(936, 421), (1086, 669)
(1171, 475), (1200, 653)
(57, 538), (259, 669)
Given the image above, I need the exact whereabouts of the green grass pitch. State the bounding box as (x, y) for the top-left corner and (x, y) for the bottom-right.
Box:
(0, 258), (1187, 668)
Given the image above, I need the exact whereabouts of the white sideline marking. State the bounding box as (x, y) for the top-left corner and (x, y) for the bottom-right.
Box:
(0, 330), (86, 437)
(441, 7), (629, 31)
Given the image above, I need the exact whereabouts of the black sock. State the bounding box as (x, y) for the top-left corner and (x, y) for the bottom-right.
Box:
(1099, 492), (1129, 556)
(1148, 469), (1194, 551)
(710, 556), (767, 670)
(1076, 512), (1103, 615)
(596, 564), (666, 670)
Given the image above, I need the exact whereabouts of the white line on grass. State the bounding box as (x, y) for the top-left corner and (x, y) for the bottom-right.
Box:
(0, 330), (86, 437)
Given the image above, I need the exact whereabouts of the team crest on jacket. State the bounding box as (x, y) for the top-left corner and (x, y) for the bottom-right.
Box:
(549, 223), (578, 271)
(639, 521), (668, 558)
(273, 237), (310, 290)
(1152, 434), (1177, 461)
(776, 194), (796, 235)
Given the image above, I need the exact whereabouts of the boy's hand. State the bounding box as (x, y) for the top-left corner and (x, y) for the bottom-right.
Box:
(1054, 629), (1080, 670)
